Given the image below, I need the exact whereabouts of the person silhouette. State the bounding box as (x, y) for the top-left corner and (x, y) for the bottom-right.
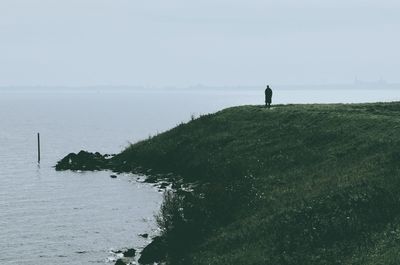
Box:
(265, 85), (273, 108)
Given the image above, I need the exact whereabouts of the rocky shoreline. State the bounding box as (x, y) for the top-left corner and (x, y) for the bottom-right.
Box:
(56, 150), (182, 184)
(55, 151), (114, 171)
(56, 150), (179, 265)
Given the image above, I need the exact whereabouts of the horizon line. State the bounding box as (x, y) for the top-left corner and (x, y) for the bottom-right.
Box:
(1, 82), (400, 90)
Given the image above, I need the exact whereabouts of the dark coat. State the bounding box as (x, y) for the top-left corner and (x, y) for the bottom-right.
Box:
(265, 88), (273, 103)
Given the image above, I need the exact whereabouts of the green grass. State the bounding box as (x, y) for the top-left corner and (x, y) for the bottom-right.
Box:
(113, 102), (400, 264)
(75, 102), (400, 264)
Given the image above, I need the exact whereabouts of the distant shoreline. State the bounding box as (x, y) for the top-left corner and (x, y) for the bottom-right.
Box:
(2, 83), (400, 92)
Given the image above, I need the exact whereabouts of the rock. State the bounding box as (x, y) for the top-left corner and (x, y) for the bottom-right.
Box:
(115, 259), (127, 265)
(172, 180), (183, 189)
(144, 176), (157, 183)
(55, 150), (108, 171)
(159, 182), (169, 189)
(139, 233), (149, 238)
(110, 174), (117, 179)
(138, 236), (167, 264)
(123, 248), (136, 257)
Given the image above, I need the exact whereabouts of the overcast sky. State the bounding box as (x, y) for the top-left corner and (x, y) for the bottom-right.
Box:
(0, 0), (399, 87)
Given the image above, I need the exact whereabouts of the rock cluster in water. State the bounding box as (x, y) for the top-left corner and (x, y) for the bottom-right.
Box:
(55, 150), (110, 171)
(122, 248), (136, 257)
(115, 259), (127, 265)
(111, 248), (136, 265)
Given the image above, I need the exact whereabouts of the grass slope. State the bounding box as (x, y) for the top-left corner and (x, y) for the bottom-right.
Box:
(117, 103), (400, 265)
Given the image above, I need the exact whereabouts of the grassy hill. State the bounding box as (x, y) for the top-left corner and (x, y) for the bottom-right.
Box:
(59, 103), (400, 264)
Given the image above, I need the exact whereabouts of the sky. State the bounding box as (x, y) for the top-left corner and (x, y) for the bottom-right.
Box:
(0, 0), (399, 87)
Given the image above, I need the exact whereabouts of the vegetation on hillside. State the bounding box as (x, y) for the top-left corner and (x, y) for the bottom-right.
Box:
(58, 103), (400, 264)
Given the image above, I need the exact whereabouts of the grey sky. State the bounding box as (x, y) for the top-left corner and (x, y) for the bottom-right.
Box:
(0, 0), (399, 87)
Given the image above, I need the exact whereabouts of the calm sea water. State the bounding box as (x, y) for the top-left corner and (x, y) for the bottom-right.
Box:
(1, 87), (400, 264)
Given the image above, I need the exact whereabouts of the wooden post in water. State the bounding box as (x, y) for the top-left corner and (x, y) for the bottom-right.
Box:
(37, 133), (41, 164)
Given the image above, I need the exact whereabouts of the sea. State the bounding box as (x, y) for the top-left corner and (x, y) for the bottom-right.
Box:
(1, 86), (400, 264)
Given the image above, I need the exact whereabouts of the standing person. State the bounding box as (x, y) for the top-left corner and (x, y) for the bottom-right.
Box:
(265, 85), (273, 108)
